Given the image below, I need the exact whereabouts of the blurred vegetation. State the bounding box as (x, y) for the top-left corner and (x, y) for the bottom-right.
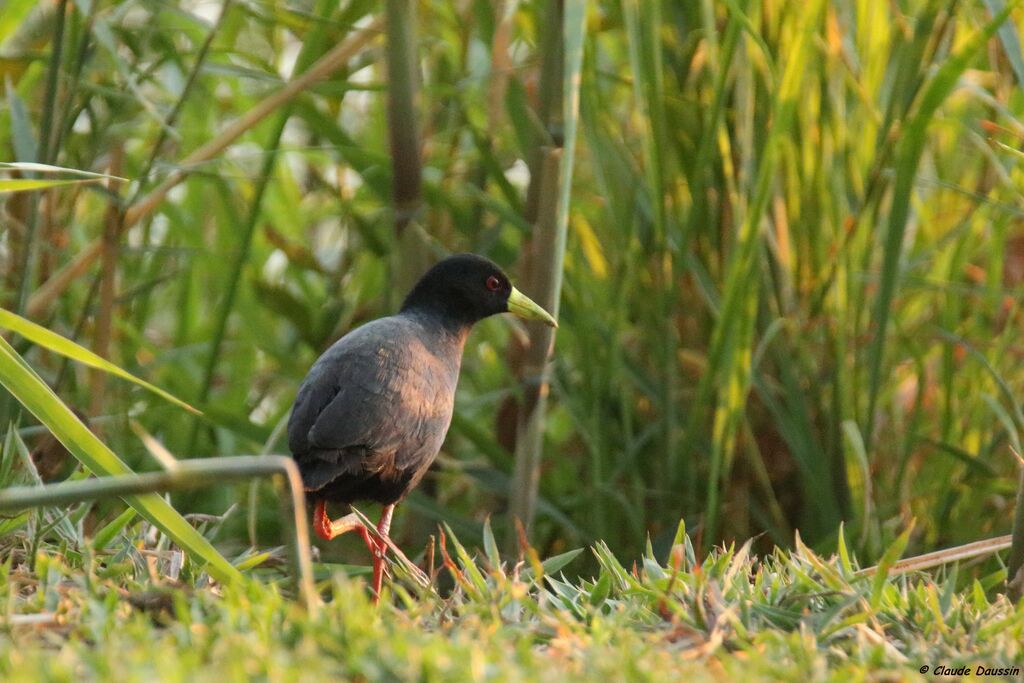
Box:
(2, 0), (1024, 580)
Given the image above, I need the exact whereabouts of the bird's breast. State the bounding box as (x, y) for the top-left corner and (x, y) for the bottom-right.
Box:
(390, 336), (458, 426)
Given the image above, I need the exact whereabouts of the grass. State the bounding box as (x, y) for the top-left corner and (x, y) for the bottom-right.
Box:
(0, 516), (1022, 681)
(0, 331), (242, 586)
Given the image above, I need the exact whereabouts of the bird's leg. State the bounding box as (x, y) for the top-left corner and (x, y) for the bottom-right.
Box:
(313, 501), (394, 603)
(370, 504), (395, 603)
(312, 500), (374, 551)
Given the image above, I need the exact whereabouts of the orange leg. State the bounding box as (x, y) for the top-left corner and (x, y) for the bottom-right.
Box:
(312, 500), (396, 604)
(370, 504), (395, 602)
(312, 500), (374, 550)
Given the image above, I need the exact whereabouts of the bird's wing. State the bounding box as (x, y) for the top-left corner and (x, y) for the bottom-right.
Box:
(287, 317), (457, 485)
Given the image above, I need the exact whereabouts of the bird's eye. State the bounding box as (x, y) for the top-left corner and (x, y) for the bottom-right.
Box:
(486, 275), (501, 292)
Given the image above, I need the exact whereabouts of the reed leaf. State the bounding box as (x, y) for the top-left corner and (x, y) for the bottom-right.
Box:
(0, 335), (242, 586)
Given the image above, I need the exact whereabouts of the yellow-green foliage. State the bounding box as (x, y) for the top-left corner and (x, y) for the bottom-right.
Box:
(2, 0), (1024, 612)
(1, 523), (1022, 681)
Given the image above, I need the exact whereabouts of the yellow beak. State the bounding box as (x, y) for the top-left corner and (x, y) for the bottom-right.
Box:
(507, 287), (558, 328)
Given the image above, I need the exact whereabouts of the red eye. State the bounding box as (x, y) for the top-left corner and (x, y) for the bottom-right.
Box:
(486, 276), (501, 291)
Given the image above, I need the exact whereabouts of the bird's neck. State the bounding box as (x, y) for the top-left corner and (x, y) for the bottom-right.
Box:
(398, 305), (474, 347)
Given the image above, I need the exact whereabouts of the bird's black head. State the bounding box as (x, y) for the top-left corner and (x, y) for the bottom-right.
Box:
(400, 253), (557, 331)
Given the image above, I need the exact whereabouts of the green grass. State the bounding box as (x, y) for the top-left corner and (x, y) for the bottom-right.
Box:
(0, 518), (1022, 681)
(3, 0), (1024, 561)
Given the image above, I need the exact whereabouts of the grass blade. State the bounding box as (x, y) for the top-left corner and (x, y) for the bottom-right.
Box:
(0, 335), (242, 586)
(0, 178), (105, 192)
(702, 0), (827, 544)
(0, 162), (127, 180)
(864, 1), (1019, 442)
(0, 308), (199, 415)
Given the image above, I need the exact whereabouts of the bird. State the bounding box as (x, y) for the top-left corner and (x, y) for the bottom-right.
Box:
(287, 253), (557, 601)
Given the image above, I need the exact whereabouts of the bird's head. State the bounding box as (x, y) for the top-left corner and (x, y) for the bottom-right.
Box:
(400, 253), (557, 330)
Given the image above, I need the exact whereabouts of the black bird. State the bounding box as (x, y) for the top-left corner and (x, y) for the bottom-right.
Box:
(287, 253), (557, 600)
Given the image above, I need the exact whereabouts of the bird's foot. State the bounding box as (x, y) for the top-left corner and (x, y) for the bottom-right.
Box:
(312, 501), (395, 605)
(312, 501), (375, 550)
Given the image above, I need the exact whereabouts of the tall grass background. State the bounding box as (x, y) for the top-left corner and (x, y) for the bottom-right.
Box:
(2, 0), (1023, 579)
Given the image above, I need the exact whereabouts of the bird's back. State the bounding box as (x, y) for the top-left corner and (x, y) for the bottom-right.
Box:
(287, 314), (463, 506)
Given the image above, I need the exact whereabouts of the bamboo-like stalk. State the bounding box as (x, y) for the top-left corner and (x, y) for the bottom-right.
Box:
(50, 1), (97, 167)
(521, 0), (563, 226)
(506, 0), (563, 538)
(508, 0), (586, 535)
(385, 0), (430, 302)
(13, 0), (67, 317)
(383, 0), (437, 544)
(89, 145), (124, 418)
(0, 455), (317, 612)
(385, 0), (422, 238)
(508, 149), (560, 534)
(501, 0), (563, 529)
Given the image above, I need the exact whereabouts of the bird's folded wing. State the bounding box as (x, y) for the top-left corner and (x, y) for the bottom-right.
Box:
(287, 316), (458, 488)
